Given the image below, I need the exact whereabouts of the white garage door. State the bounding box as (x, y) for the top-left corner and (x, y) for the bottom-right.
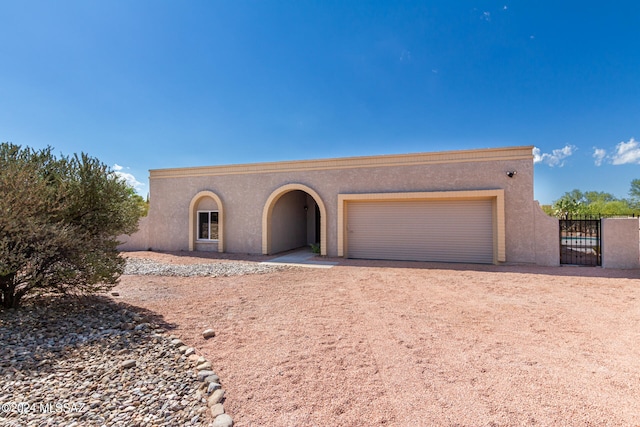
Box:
(346, 199), (494, 263)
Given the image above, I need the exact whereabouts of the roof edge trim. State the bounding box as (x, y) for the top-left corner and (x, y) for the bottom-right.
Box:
(150, 146), (534, 179)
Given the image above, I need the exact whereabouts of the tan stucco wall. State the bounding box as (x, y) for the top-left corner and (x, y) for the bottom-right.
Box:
(601, 218), (640, 269)
(142, 146), (537, 263)
(533, 202), (560, 266)
(117, 215), (149, 251)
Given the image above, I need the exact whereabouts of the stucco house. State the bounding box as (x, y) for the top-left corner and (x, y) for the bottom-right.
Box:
(121, 145), (569, 266)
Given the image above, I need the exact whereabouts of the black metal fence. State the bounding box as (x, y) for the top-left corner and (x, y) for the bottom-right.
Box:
(559, 215), (601, 266)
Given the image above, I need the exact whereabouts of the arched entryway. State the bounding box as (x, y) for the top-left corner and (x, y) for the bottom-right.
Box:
(262, 184), (327, 256)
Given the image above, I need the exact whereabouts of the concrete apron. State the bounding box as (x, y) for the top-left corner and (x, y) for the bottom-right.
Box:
(261, 248), (337, 269)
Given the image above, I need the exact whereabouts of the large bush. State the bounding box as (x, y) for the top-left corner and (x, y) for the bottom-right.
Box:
(0, 143), (144, 308)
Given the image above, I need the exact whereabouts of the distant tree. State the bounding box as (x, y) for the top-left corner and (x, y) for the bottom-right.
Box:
(127, 187), (149, 217)
(540, 204), (554, 216)
(583, 191), (617, 204)
(0, 143), (144, 309)
(630, 179), (640, 208)
(582, 199), (633, 216)
(552, 190), (584, 217)
(550, 183), (640, 217)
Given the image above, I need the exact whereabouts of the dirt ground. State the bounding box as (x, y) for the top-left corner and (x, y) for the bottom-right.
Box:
(114, 252), (640, 426)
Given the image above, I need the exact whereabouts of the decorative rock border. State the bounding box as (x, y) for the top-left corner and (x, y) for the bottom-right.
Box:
(0, 297), (233, 427)
(170, 333), (234, 427)
(155, 335), (235, 427)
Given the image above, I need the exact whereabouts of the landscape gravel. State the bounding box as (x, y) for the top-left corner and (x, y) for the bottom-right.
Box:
(124, 257), (287, 277)
(0, 257), (271, 427)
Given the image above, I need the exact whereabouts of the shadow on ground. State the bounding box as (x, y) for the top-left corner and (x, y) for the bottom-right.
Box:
(0, 294), (178, 375)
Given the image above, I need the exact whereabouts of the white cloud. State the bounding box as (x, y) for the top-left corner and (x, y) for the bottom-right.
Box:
(533, 145), (576, 167)
(593, 148), (607, 166)
(611, 138), (640, 165)
(482, 11), (491, 21)
(591, 138), (640, 166)
(113, 164), (145, 192)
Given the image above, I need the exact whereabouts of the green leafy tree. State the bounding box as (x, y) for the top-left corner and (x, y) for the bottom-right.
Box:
(126, 187), (149, 217)
(551, 184), (640, 217)
(0, 143), (143, 308)
(552, 190), (585, 217)
(630, 179), (640, 209)
(540, 204), (554, 216)
(583, 199), (633, 216)
(583, 191), (616, 204)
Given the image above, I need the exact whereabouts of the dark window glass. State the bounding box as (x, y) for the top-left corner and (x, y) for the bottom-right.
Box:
(198, 211), (219, 240)
(198, 212), (209, 239)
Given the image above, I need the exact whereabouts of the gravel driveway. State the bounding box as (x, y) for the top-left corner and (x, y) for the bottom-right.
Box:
(114, 251), (640, 426)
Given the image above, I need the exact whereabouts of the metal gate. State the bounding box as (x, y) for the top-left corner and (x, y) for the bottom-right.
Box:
(559, 216), (601, 266)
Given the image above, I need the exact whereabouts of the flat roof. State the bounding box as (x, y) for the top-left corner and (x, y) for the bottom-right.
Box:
(150, 145), (534, 179)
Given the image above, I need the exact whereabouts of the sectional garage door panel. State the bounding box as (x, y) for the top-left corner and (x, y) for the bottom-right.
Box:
(346, 199), (494, 263)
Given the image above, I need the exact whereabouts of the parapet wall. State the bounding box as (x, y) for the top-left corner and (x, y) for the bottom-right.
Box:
(602, 218), (640, 269)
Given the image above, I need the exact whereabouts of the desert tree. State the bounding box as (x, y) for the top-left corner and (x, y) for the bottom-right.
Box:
(552, 190), (584, 218)
(630, 179), (640, 209)
(0, 143), (143, 308)
(551, 185), (640, 217)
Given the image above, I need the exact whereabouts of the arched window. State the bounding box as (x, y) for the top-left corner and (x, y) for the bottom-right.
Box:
(189, 191), (224, 252)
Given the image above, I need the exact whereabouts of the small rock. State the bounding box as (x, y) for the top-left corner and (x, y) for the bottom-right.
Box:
(212, 413), (233, 427)
(111, 292), (120, 297)
(207, 382), (221, 393)
(185, 347), (196, 357)
(170, 338), (184, 347)
(121, 360), (136, 369)
(197, 370), (216, 381)
(202, 329), (216, 339)
(210, 403), (225, 418)
(204, 374), (220, 384)
(120, 323), (134, 331)
(208, 389), (225, 406)
(178, 345), (189, 354)
(196, 361), (212, 370)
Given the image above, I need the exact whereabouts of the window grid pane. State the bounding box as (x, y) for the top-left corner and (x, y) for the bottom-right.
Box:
(198, 211), (219, 241)
(199, 212), (209, 239)
(210, 212), (219, 240)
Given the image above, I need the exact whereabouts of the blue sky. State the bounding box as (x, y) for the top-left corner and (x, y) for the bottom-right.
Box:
(1, 1), (639, 204)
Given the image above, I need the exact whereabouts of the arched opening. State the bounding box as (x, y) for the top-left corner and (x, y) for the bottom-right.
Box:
(262, 184), (327, 256)
(188, 190), (224, 252)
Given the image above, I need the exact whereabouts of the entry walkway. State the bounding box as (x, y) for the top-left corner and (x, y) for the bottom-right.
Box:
(261, 248), (338, 269)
